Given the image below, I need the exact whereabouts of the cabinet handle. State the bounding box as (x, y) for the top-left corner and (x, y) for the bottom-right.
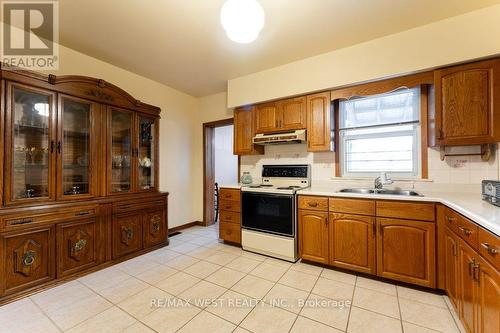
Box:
(50, 140), (55, 153)
(473, 262), (480, 281)
(458, 227), (472, 236)
(445, 216), (456, 223)
(71, 239), (87, 255)
(22, 250), (36, 267)
(57, 141), (62, 154)
(480, 242), (499, 255)
(75, 211), (91, 216)
(307, 202), (318, 207)
(452, 243), (457, 257)
(8, 218), (34, 226)
(468, 260), (475, 276)
(123, 227), (134, 240)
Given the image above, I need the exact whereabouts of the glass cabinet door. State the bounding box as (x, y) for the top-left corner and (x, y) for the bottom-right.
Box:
(109, 108), (133, 193)
(137, 116), (156, 191)
(59, 96), (96, 198)
(8, 85), (55, 203)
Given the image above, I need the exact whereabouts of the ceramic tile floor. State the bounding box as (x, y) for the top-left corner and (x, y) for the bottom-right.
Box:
(0, 223), (466, 333)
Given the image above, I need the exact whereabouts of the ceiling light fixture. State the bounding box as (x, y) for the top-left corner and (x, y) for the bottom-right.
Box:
(220, 0), (265, 44)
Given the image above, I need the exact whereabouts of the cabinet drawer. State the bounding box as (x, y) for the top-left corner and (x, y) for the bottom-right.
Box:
(219, 189), (240, 202)
(298, 196), (329, 211)
(329, 198), (375, 216)
(220, 210), (240, 224)
(1, 205), (99, 231)
(443, 207), (461, 234)
(454, 214), (479, 250)
(219, 222), (241, 244)
(219, 200), (240, 213)
(376, 201), (435, 221)
(478, 228), (500, 270)
(113, 198), (165, 214)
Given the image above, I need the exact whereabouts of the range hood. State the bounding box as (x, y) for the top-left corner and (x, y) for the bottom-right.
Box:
(253, 130), (306, 145)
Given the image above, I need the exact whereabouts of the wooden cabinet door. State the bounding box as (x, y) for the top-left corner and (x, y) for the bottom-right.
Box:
(306, 92), (332, 152)
(112, 213), (143, 258)
(143, 209), (166, 248)
(299, 210), (329, 264)
(458, 239), (478, 333)
(233, 106), (263, 155)
(476, 256), (500, 333)
(277, 97), (306, 131)
(329, 213), (376, 274)
(0, 226), (55, 296)
(444, 227), (460, 311)
(376, 218), (436, 287)
(4, 83), (57, 205)
(434, 59), (500, 145)
(57, 95), (100, 200)
(255, 102), (279, 133)
(56, 218), (103, 278)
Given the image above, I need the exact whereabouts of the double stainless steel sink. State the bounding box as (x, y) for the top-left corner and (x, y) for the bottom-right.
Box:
(339, 188), (423, 196)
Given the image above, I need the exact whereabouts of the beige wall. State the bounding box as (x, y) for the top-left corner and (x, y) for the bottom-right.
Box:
(49, 46), (200, 228)
(227, 4), (500, 107)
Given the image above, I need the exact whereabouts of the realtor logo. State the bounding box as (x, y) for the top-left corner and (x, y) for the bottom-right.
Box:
(1, 0), (59, 69)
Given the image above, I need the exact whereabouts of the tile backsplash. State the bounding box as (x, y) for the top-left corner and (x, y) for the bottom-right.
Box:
(240, 143), (499, 193)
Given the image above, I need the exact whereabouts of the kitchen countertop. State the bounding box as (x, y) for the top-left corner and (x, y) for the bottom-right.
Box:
(297, 186), (500, 236)
(218, 183), (242, 189)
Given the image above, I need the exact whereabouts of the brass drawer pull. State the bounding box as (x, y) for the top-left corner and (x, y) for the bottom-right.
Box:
(22, 250), (36, 267)
(458, 226), (472, 236)
(71, 239), (87, 255)
(473, 263), (480, 281)
(468, 260), (475, 276)
(8, 218), (34, 226)
(75, 211), (91, 216)
(445, 216), (456, 223)
(308, 202), (318, 207)
(481, 242), (499, 255)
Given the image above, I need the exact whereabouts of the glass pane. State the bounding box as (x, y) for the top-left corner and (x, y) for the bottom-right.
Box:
(111, 110), (132, 193)
(62, 99), (91, 195)
(138, 116), (154, 190)
(339, 88), (420, 129)
(12, 87), (50, 200)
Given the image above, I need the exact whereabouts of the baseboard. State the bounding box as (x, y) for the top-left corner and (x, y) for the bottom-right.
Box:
(168, 221), (205, 234)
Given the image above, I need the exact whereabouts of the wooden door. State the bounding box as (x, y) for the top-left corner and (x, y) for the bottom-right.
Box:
(56, 217), (103, 277)
(136, 115), (159, 192)
(255, 102), (279, 133)
(444, 227), (460, 311)
(112, 213), (142, 258)
(306, 92), (332, 152)
(107, 107), (136, 195)
(57, 95), (100, 200)
(476, 256), (500, 333)
(299, 210), (329, 264)
(458, 239), (478, 333)
(233, 106), (263, 155)
(278, 97), (306, 131)
(0, 226), (55, 296)
(376, 218), (436, 287)
(143, 209), (167, 248)
(434, 59), (500, 145)
(329, 213), (376, 274)
(4, 82), (57, 205)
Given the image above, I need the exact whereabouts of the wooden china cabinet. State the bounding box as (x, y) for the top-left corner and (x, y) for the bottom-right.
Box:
(0, 64), (168, 304)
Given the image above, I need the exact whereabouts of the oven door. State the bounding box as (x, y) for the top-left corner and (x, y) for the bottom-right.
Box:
(241, 192), (295, 237)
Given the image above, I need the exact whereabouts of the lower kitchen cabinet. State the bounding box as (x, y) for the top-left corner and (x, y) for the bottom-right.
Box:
(376, 218), (436, 288)
(458, 238), (477, 333)
(56, 218), (104, 278)
(329, 213), (376, 274)
(218, 187), (241, 245)
(112, 214), (143, 259)
(0, 226), (56, 296)
(143, 210), (167, 248)
(298, 209), (329, 264)
(444, 227), (460, 310)
(477, 255), (500, 333)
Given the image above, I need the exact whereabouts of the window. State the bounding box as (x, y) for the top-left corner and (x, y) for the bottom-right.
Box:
(339, 88), (421, 178)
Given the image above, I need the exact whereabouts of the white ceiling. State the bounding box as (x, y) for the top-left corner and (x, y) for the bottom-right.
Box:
(59, 0), (500, 96)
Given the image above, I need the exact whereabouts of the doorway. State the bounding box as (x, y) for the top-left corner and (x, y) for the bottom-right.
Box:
(203, 118), (239, 226)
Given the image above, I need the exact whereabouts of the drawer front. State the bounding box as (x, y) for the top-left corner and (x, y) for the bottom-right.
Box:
(219, 189), (241, 202)
(376, 201), (435, 221)
(1, 226), (56, 295)
(298, 196), (329, 211)
(113, 198), (165, 214)
(1, 205), (99, 231)
(112, 214), (143, 259)
(455, 214), (479, 250)
(57, 218), (102, 278)
(220, 210), (241, 224)
(329, 198), (375, 216)
(443, 207), (460, 234)
(219, 200), (241, 213)
(143, 210), (167, 248)
(478, 228), (500, 270)
(219, 222), (241, 244)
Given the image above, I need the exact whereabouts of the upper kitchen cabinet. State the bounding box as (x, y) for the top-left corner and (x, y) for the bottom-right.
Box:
(432, 59), (500, 146)
(255, 97), (307, 133)
(234, 106), (263, 155)
(306, 92), (333, 152)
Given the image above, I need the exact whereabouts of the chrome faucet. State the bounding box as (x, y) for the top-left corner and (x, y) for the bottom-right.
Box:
(375, 172), (393, 190)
